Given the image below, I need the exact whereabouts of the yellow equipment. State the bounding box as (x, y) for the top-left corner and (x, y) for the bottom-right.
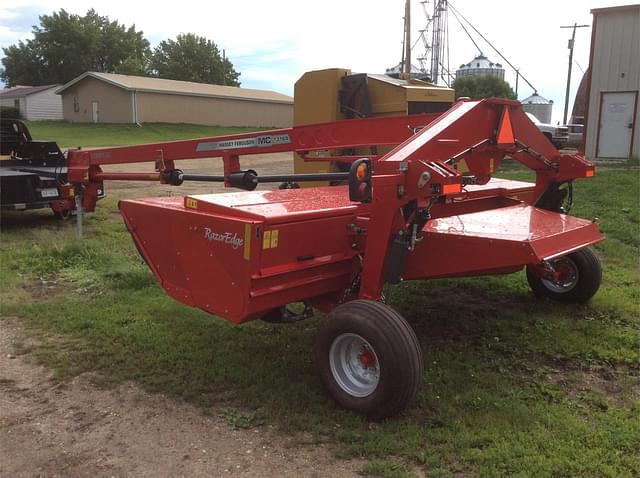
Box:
(293, 68), (455, 177)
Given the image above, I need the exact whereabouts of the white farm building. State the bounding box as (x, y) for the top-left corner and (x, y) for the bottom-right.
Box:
(584, 4), (640, 160)
(0, 84), (63, 121)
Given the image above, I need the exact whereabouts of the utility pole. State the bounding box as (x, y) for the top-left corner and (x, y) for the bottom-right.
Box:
(430, 1), (444, 85)
(222, 49), (226, 86)
(561, 23), (589, 124)
(403, 0), (411, 79)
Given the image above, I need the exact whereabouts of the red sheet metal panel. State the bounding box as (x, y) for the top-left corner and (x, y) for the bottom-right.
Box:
(120, 185), (603, 323)
(119, 189), (359, 324)
(183, 186), (363, 223)
(403, 204), (604, 280)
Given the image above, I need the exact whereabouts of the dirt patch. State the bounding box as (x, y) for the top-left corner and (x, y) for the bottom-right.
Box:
(543, 358), (639, 408)
(22, 276), (65, 301)
(0, 318), (364, 477)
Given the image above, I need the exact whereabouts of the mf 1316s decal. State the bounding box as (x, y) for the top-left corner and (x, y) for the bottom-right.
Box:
(196, 134), (291, 152)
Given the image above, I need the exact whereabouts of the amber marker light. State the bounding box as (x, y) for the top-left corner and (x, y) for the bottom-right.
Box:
(356, 163), (368, 181)
(348, 158), (372, 203)
(442, 183), (462, 195)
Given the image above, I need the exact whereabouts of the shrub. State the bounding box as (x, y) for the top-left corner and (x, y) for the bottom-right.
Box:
(0, 106), (21, 119)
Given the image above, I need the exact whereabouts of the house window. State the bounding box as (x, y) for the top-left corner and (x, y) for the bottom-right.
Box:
(14, 99), (20, 111)
(73, 96), (80, 112)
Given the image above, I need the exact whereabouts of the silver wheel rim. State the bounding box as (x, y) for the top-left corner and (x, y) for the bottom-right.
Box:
(329, 333), (379, 397)
(542, 257), (579, 293)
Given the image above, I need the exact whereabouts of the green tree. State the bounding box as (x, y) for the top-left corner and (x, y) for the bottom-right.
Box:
(453, 75), (517, 100)
(150, 33), (240, 86)
(0, 9), (150, 86)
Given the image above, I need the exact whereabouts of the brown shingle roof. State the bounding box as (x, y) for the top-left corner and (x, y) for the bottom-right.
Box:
(56, 72), (292, 104)
(0, 84), (60, 98)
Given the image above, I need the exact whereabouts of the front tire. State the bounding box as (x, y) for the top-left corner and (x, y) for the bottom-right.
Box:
(54, 209), (72, 221)
(526, 247), (602, 303)
(314, 300), (423, 419)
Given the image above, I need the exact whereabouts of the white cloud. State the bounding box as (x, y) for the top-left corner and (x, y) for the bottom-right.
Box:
(0, 9), (20, 19)
(0, 0), (634, 121)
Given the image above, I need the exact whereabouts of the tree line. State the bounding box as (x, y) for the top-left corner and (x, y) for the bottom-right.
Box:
(0, 9), (240, 87)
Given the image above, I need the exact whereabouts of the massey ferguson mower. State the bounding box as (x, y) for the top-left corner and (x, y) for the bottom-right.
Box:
(65, 98), (603, 418)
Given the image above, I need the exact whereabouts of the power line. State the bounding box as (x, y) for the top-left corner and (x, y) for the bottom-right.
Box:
(448, 1), (538, 94)
(448, 6), (482, 56)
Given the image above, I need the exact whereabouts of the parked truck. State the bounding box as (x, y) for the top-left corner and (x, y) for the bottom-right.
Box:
(0, 118), (104, 218)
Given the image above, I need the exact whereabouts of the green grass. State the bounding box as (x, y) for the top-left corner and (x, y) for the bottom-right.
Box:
(25, 121), (262, 148)
(1, 168), (638, 477)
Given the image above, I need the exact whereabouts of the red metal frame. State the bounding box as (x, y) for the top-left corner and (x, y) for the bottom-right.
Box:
(66, 112), (441, 207)
(67, 98), (602, 323)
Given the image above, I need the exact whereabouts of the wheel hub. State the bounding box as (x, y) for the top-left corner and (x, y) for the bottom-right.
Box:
(542, 257), (579, 292)
(359, 348), (376, 368)
(329, 333), (380, 398)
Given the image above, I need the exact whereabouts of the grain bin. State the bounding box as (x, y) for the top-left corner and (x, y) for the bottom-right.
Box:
(521, 93), (553, 124)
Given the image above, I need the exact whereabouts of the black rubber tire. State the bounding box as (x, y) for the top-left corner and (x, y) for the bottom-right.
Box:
(526, 247), (602, 303)
(260, 308), (286, 323)
(54, 209), (72, 221)
(314, 300), (423, 419)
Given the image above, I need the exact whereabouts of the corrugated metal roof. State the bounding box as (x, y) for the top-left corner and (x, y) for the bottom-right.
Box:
(367, 73), (446, 89)
(520, 93), (553, 105)
(368, 73), (416, 86)
(0, 84), (60, 99)
(384, 63), (424, 75)
(458, 54), (503, 70)
(591, 4), (639, 14)
(55, 72), (293, 104)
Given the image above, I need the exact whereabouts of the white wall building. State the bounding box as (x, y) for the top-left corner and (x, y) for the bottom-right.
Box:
(584, 4), (640, 161)
(0, 84), (63, 121)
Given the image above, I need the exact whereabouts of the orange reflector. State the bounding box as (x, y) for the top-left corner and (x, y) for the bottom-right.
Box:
(497, 107), (515, 145)
(442, 183), (462, 195)
(586, 169), (595, 177)
(356, 163), (368, 181)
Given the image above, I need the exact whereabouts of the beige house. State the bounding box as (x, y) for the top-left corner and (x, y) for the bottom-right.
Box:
(56, 72), (293, 127)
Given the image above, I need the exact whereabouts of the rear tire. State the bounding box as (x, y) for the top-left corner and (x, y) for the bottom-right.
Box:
(314, 300), (423, 419)
(526, 247), (602, 303)
(54, 209), (72, 221)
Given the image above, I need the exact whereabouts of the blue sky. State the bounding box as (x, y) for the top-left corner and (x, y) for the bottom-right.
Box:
(0, 0), (633, 122)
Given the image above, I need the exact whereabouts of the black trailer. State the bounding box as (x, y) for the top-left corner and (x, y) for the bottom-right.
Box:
(0, 118), (103, 218)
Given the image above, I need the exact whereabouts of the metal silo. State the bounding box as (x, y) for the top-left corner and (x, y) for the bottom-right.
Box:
(521, 93), (553, 124)
(455, 54), (505, 80)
